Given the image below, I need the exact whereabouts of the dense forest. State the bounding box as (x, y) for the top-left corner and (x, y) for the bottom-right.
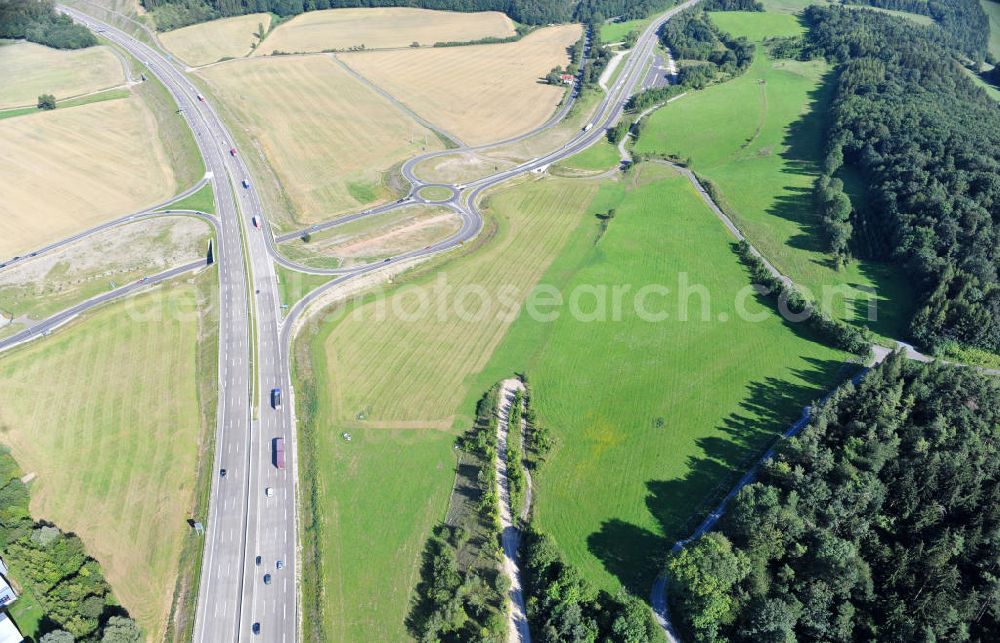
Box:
(805, 6), (1000, 353)
(522, 529), (660, 642)
(668, 353), (1000, 641)
(0, 0), (97, 48)
(142, 0), (671, 30)
(408, 386), (507, 641)
(845, 0), (990, 61)
(0, 448), (141, 641)
(659, 7), (755, 88)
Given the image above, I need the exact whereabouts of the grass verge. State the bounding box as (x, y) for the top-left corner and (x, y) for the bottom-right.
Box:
(167, 181), (216, 214)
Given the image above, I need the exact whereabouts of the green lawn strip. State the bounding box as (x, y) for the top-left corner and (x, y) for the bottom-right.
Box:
(7, 583), (45, 639)
(964, 64), (1000, 101)
(273, 264), (331, 314)
(418, 185), (453, 201)
(230, 187), (260, 413)
(554, 140), (622, 173)
(166, 181), (216, 213)
(985, 0), (1000, 59)
(456, 170), (850, 599)
(601, 18), (649, 43)
(132, 62), (205, 189)
(0, 87), (130, 121)
(635, 11), (913, 340)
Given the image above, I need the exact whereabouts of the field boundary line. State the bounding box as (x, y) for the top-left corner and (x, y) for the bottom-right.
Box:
(329, 53), (465, 148)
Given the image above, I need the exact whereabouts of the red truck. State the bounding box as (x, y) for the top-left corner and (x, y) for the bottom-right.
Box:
(273, 438), (285, 470)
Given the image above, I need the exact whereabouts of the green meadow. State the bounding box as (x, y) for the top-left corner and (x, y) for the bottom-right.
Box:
(460, 168), (850, 597)
(635, 11), (913, 340)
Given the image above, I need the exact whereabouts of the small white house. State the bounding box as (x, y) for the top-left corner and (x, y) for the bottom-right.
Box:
(0, 612), (22, 643)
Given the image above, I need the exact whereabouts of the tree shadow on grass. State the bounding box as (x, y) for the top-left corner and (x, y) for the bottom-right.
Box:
(587, 356), (850, 596)
(765, 69), (839, 254)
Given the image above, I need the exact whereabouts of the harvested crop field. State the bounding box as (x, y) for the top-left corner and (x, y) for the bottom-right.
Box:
(341, 24), (581, 145)
(160, 13), (271, 66)
(0, 42), (125, 109)
(198, 55), (443, 224)
(256, 7), (515, 55)
(0, 96), (176, 257)
(0, 273), (217, 642)
(279, 205), (461, 268)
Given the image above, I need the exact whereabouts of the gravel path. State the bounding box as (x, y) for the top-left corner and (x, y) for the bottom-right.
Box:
(496, 378), (531, 643)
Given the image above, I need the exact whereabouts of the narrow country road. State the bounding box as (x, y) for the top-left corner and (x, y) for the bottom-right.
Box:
(496, 378), (530, 643)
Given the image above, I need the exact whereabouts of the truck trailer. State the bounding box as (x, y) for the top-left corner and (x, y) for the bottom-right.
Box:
(272, 437), (285, 470)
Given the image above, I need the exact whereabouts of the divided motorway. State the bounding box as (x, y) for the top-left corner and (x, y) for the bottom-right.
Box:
(60, 7), (298, 642)
(57, 1), (701, 640)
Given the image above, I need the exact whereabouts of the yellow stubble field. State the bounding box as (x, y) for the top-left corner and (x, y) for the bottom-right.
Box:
(340, 24), (581, 145)
(198, 54), (444, 225)
(160, 13), (272, 66)
(0, 97), (176, 257)
(255, 7), (515, 55)
(0, 42), (125, 109)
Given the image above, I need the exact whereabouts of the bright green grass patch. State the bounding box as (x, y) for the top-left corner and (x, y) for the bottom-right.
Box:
(310, 425), (454, 642)
(985, 0), (1000, 59)
(709, 10), (806, 40)
(0, 87), (130, 121)
(418, 185), (453, 201)
(347, 180), (379, 204)
(167, 181), (215, 213)
(759, 0), (820, 13)
(296, 307), (457, 641)
(601, 18), (649, 43)
(965, 65), (1000, 101)
(458, 170), (850, 598)
(274, 264), (332, 313)
(8, 583), (44, 639)
(555, 140), (622, 172)
(634, 14), (913, 339)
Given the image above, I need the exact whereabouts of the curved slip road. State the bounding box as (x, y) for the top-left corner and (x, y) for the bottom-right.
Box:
(0, 258), (210, 353)
(0, 178), (209, 270)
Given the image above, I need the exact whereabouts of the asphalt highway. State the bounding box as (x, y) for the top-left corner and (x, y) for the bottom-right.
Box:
(61, 7), (294, 642)
(52, 3), (700, 641)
